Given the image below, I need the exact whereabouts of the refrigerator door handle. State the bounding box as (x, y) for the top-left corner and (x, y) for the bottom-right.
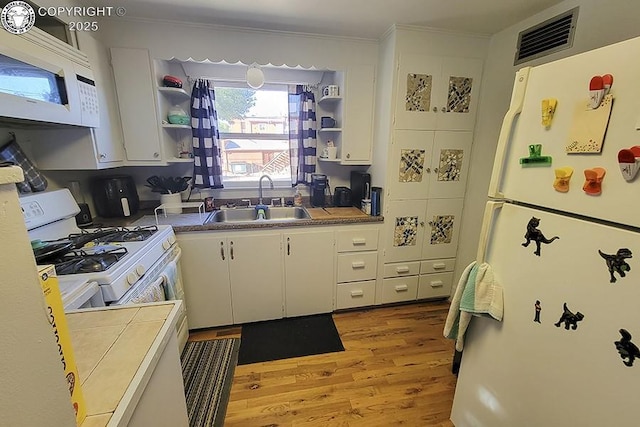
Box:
(488, 67), (531, 199)
(476, 201), (504, 264)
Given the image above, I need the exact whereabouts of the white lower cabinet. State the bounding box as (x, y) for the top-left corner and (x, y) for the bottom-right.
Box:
(228, 233), (283, 324)
(418, 272), (454, 299)
(177, 233), (234, 329)
(284, 230), (334, 317)
(336, 280), (376, 309)
(178, 227), (340, 327)
(177, 231), (283, 327)
(336, 252), (377, 283)
(334, 226), (381, 310)
(381, 276), (419, 303)
(382, 257), (456, 303)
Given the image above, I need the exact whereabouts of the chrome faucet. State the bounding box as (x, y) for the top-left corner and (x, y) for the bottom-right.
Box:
(258, 175), (274, 205)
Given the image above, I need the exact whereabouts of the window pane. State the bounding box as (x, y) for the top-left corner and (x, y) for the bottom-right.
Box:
(216, 85), (291, 184)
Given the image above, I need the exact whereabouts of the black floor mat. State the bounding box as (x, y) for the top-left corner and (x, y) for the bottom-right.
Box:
(237, 313), (344, 365)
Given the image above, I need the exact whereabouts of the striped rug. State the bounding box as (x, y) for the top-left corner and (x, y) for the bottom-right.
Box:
(181, 338), (241, 427)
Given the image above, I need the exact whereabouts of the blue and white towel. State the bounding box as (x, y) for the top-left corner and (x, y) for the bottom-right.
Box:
(161, 259), (179, 301)
(444, 261), (504, 351)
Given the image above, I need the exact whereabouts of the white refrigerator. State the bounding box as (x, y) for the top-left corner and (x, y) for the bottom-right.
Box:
(451, 36), (640, 426)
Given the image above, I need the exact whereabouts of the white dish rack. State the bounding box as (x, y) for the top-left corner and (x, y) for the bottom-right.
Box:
(154, 201), (205, 224)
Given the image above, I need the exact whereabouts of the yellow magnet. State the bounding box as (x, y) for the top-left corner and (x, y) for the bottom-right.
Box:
(542, 98), (558, 128)
(553, 166), (574, 193)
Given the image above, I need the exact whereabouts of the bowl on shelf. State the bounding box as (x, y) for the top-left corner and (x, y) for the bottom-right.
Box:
(167, 106), (190, 125)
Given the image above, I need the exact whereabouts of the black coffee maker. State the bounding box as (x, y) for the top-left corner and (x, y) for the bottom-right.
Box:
(310, 174), (328, 207)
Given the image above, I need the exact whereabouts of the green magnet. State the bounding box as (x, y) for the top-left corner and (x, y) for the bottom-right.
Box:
(520, 144), (552, 167)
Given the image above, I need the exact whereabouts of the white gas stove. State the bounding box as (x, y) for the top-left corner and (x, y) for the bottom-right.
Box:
(22, 188), (189, 351)
(22, 189), (176, 303)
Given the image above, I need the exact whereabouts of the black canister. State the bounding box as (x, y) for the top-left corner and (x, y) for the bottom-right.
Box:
(371, 187), (382, 216)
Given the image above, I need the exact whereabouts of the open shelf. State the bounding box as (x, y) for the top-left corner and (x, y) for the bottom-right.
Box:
(318, 157), (342, 163)
(157, 87), (190, 98)
(162, 124), (190, 129)
(319, 127), (342, 133)
(318, 95), (342, 104)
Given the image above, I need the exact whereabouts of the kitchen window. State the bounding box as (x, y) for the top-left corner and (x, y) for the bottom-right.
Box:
(216, 83), (291, 188)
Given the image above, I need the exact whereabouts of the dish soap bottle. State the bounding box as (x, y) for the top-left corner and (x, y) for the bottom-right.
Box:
(293, 185), (303, 207)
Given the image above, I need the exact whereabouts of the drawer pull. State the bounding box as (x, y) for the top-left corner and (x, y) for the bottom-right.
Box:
(432, 263), (446, 270)
(394, 284), (409, 292)
(350, 290), (364, 297)
(430, 280), (444, 288)
(396, 266), (410, 273)
(351, 261), (366, 269)
(352, 238), (366, 246)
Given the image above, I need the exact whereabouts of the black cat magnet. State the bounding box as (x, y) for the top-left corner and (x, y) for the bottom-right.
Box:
(554, 303), (584, 330)
(522, 217), (559, 256)
(598, 248), (632, 283)
(614, 329), (640, 367)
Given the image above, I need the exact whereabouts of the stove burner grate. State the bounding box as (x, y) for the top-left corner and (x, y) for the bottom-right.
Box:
(98, 225), (159, 243)
(54, 246), (129, 275)
(68, 225), (159, 245)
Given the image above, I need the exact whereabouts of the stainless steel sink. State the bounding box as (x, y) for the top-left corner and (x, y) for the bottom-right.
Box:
(205, 206), (311, 223)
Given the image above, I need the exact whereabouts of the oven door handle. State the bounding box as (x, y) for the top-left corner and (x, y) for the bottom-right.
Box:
(173, 246), (182, 263)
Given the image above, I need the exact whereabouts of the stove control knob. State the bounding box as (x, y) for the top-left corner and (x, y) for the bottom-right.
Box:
(162, 240), (171, 250)
(136, 265), (146, 276)
(127, 272), (139, 286)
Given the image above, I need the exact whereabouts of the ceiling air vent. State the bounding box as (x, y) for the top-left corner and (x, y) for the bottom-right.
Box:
(514, 7), (579, 65)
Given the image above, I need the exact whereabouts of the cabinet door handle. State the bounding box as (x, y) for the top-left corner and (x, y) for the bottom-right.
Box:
(425, 167), (431, 173)
(220, 241), (225, 260)
(394, 284), (409, 292)
(350, 290), (364, 297)
(230, 241), (234, 260)
(287, 237), (290, 255)
(432, 263), (446, 270)
(396, 266), (410, 273)
(430, 280), (444, 288)
(420, 221), (425, 228)
(432, 107), (438, 112)
(441, 106), (447, 112)
(352, 238), (366, 246)
(351, 261), (365, 269)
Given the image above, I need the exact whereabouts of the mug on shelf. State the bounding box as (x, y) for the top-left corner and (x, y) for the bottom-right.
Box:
(321, 116), (336, 128)
(322, 85), (339, 97)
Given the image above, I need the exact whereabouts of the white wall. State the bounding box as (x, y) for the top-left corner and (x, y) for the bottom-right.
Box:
(45, 19), (381, 201)
(455, 0), (640, 286)
(0, 176), (76, 426)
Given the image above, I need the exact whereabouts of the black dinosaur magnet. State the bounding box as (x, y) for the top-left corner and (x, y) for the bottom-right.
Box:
(614, 329), (640, 367)
(598, 248), (632, 283)
(554, 303), (584, 330)
(522, 217), (559, 256)
(534, 300), (542, 323)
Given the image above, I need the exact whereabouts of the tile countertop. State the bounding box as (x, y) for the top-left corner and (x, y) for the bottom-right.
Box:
(67, 301), (181, 427)
(130, 206), (383, 232)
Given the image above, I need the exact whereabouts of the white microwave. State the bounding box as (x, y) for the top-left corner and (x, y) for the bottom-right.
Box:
(0, 27), (99, 127)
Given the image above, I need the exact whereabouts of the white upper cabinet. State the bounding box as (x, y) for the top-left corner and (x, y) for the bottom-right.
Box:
(394, 54), (483, 131)
(110, 47), (164, 163)
(341, 64), (376, 164)
(316, 65), (376, 166)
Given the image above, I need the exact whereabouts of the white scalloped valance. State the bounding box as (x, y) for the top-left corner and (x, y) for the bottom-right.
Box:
(175, 59), (328, 85)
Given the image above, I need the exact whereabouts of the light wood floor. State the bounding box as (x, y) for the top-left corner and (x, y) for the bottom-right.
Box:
(189, 300), (457, 426)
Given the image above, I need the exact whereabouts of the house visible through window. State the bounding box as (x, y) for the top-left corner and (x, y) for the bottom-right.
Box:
(215, 84), (291, 187)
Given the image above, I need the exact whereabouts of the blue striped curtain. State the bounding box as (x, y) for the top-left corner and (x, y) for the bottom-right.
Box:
(288, 85), (317, 186)
(190, 79), (224, 189)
